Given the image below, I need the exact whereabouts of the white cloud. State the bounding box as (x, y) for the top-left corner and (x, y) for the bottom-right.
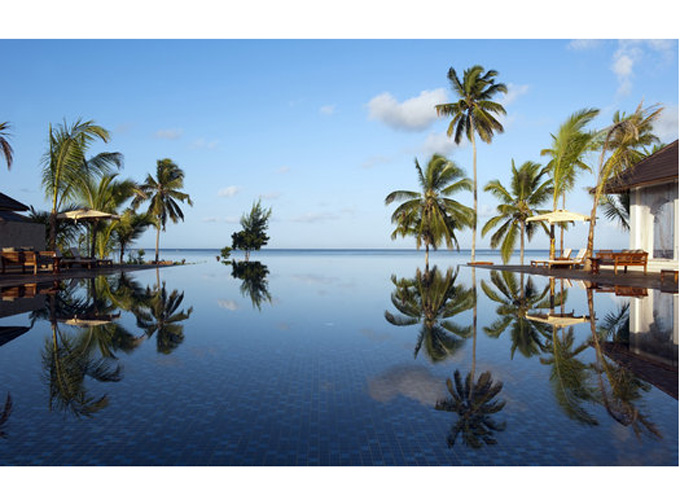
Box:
(217, 299), (239, 311)
(276, 166), (291, 174)
(155, 128), (183, 140)
(320, 104), (336, 115)
(567, 39), (603, 51)
(202, 217), (219, 223)
(218, 186), (241, 198)
(654, 105), (679, 143)
(367, 88), (448, 132)
(291, 212), (339, 223)
(611, 40), (676, 96)
(500, 83), (530, 107)
(191, 138), (219, 149)
(260, 191), (282, 200)
(420, 131), (458, 158)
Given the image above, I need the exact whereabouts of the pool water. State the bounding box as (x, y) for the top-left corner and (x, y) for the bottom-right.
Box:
(0, 250), (677, 465)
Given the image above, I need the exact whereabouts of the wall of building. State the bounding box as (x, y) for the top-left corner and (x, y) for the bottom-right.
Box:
(629, 180), (678, 270)
(0, 220), (46, 251)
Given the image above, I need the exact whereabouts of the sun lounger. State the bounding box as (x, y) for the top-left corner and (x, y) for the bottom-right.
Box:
(58, 248), (97, 269)
(530, 248), (576, 269)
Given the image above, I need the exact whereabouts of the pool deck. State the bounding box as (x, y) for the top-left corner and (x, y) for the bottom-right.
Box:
(0, 262), (179, 289)
(468, 262), (679, 294)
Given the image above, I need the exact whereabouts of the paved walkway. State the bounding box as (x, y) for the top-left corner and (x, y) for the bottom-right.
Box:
(470, 263), (679, 294)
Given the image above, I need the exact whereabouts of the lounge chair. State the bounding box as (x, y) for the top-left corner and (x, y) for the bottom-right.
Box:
(530, 248), (575, 269)
(58, 248), (97, 269)
(1, 248), (39, 275)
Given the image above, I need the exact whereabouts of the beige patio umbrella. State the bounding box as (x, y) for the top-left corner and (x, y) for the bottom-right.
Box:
(525, 312), (589, 328)
(57, 209), (120, 258)
(526, 209), (591, 259)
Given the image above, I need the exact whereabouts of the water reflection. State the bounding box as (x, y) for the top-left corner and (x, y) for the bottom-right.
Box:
(0, 393), (11, 439)
(481, 270), (553, 358)
(2, 273), (193, 420)
(435, 369), (507, 449)
(385, 266), (473, 362)
(230, 261), (272, 310)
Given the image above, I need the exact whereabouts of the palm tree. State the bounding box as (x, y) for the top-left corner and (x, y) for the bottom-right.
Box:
(385, 154), (473, 268)
(435, 369), (506, 448)
(133, 159), (193, 263)
(435, 65), (508, 262)
(385, 266), (474, 363)
(107, 209), (154, 264)
(40, 119), (119, 250)
(73, 173), (137, 259)
(135, 282), (193, 354)
(481, 270), (552, 358)
(540, 108), (599, 257)
(482, 160), (552, 264)
(600, 192), (630, 231)
(0, 121), (14, 170)
(585, 102), (662, 268)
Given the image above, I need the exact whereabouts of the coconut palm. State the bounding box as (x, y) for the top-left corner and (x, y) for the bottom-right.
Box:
(585, 102), (662, 268)
(435, 369), (506, 448)
(482, 160), (552, 264)
(481, 270), (553, 358)
(40, 119), (120, 250)
(385, 154), (473, 268)
(435, 65), (508, 262)
(0, 121), (14, 170)
(73, 173), (137, 259)
(385, 266), (474, 363)
(133, 159), (193, 263)
(106, 209), (154, 264)
(599, 192), (630, 231)
(135, 282), (193, 354)
(540, 108), (599, 255)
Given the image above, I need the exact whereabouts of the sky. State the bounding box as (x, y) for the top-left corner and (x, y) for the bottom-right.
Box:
(1, 12), (679, 253)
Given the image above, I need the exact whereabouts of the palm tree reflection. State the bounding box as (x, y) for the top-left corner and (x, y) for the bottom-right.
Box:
(435, 369), (506, 448)
(230, 261), (272, 310)
(481, 270), (552, 358)
(385, 266), (474, 363)
(0, 393), (12, 439)
(135, 281), (193, 354)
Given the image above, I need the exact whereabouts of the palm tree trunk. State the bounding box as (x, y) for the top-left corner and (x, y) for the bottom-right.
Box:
(471, 132), (477, 262)
(425, 244), (430, 270)
(469, 266), (477, 399)
(584, 146), (609, 271)
(520, 220), (525, 265)
(155, 222), (161, 263)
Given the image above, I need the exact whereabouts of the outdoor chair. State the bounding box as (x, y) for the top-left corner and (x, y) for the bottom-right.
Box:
(530, 248), (575, 269)
(58, 248), (97, 269)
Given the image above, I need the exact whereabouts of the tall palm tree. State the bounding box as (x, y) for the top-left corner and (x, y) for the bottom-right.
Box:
(40, 119), (119, 250)
(482, 160), (552, 264)
(0, 121), (14, 170)
(385, 266), (474, 363)
(133, 159), (193, 263)
(435, 65), (507, 262)
(585, 102), (662, 268)
(385, 154), (473, 268)
(73, 173), (137, 259)
(540, 108), (599, 257)
(600, 192), (630, 231)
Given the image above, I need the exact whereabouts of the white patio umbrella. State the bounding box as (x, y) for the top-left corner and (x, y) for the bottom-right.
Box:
(526, 209), (591, 259)
(57, 209), (120, 258)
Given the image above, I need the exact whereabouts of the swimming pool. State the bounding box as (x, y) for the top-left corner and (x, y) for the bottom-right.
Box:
(0, 250), (677, 465)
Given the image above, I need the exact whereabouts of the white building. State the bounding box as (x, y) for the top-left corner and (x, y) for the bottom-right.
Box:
(604, 140), (679, 273)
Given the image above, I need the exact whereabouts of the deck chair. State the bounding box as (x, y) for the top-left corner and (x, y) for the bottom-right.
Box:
(59, 248), (97, 269)
(530, 248), (573, 268)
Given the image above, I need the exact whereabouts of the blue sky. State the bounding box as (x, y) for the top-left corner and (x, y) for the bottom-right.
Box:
(1, 36), (678, 250)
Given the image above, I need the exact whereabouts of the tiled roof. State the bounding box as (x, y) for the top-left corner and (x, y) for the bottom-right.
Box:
(603, 140), (678, 193)
(0, 192), (30, 212)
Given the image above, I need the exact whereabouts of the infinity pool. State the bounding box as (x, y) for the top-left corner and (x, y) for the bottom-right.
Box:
(0, 250), (677, 465)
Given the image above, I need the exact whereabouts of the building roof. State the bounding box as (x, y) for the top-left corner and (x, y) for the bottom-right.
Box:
(603, 140), (678, 193)
(0, 192), (30, 212)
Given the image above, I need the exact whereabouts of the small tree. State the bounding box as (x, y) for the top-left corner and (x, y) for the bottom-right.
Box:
(231, 199), (272, 261)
